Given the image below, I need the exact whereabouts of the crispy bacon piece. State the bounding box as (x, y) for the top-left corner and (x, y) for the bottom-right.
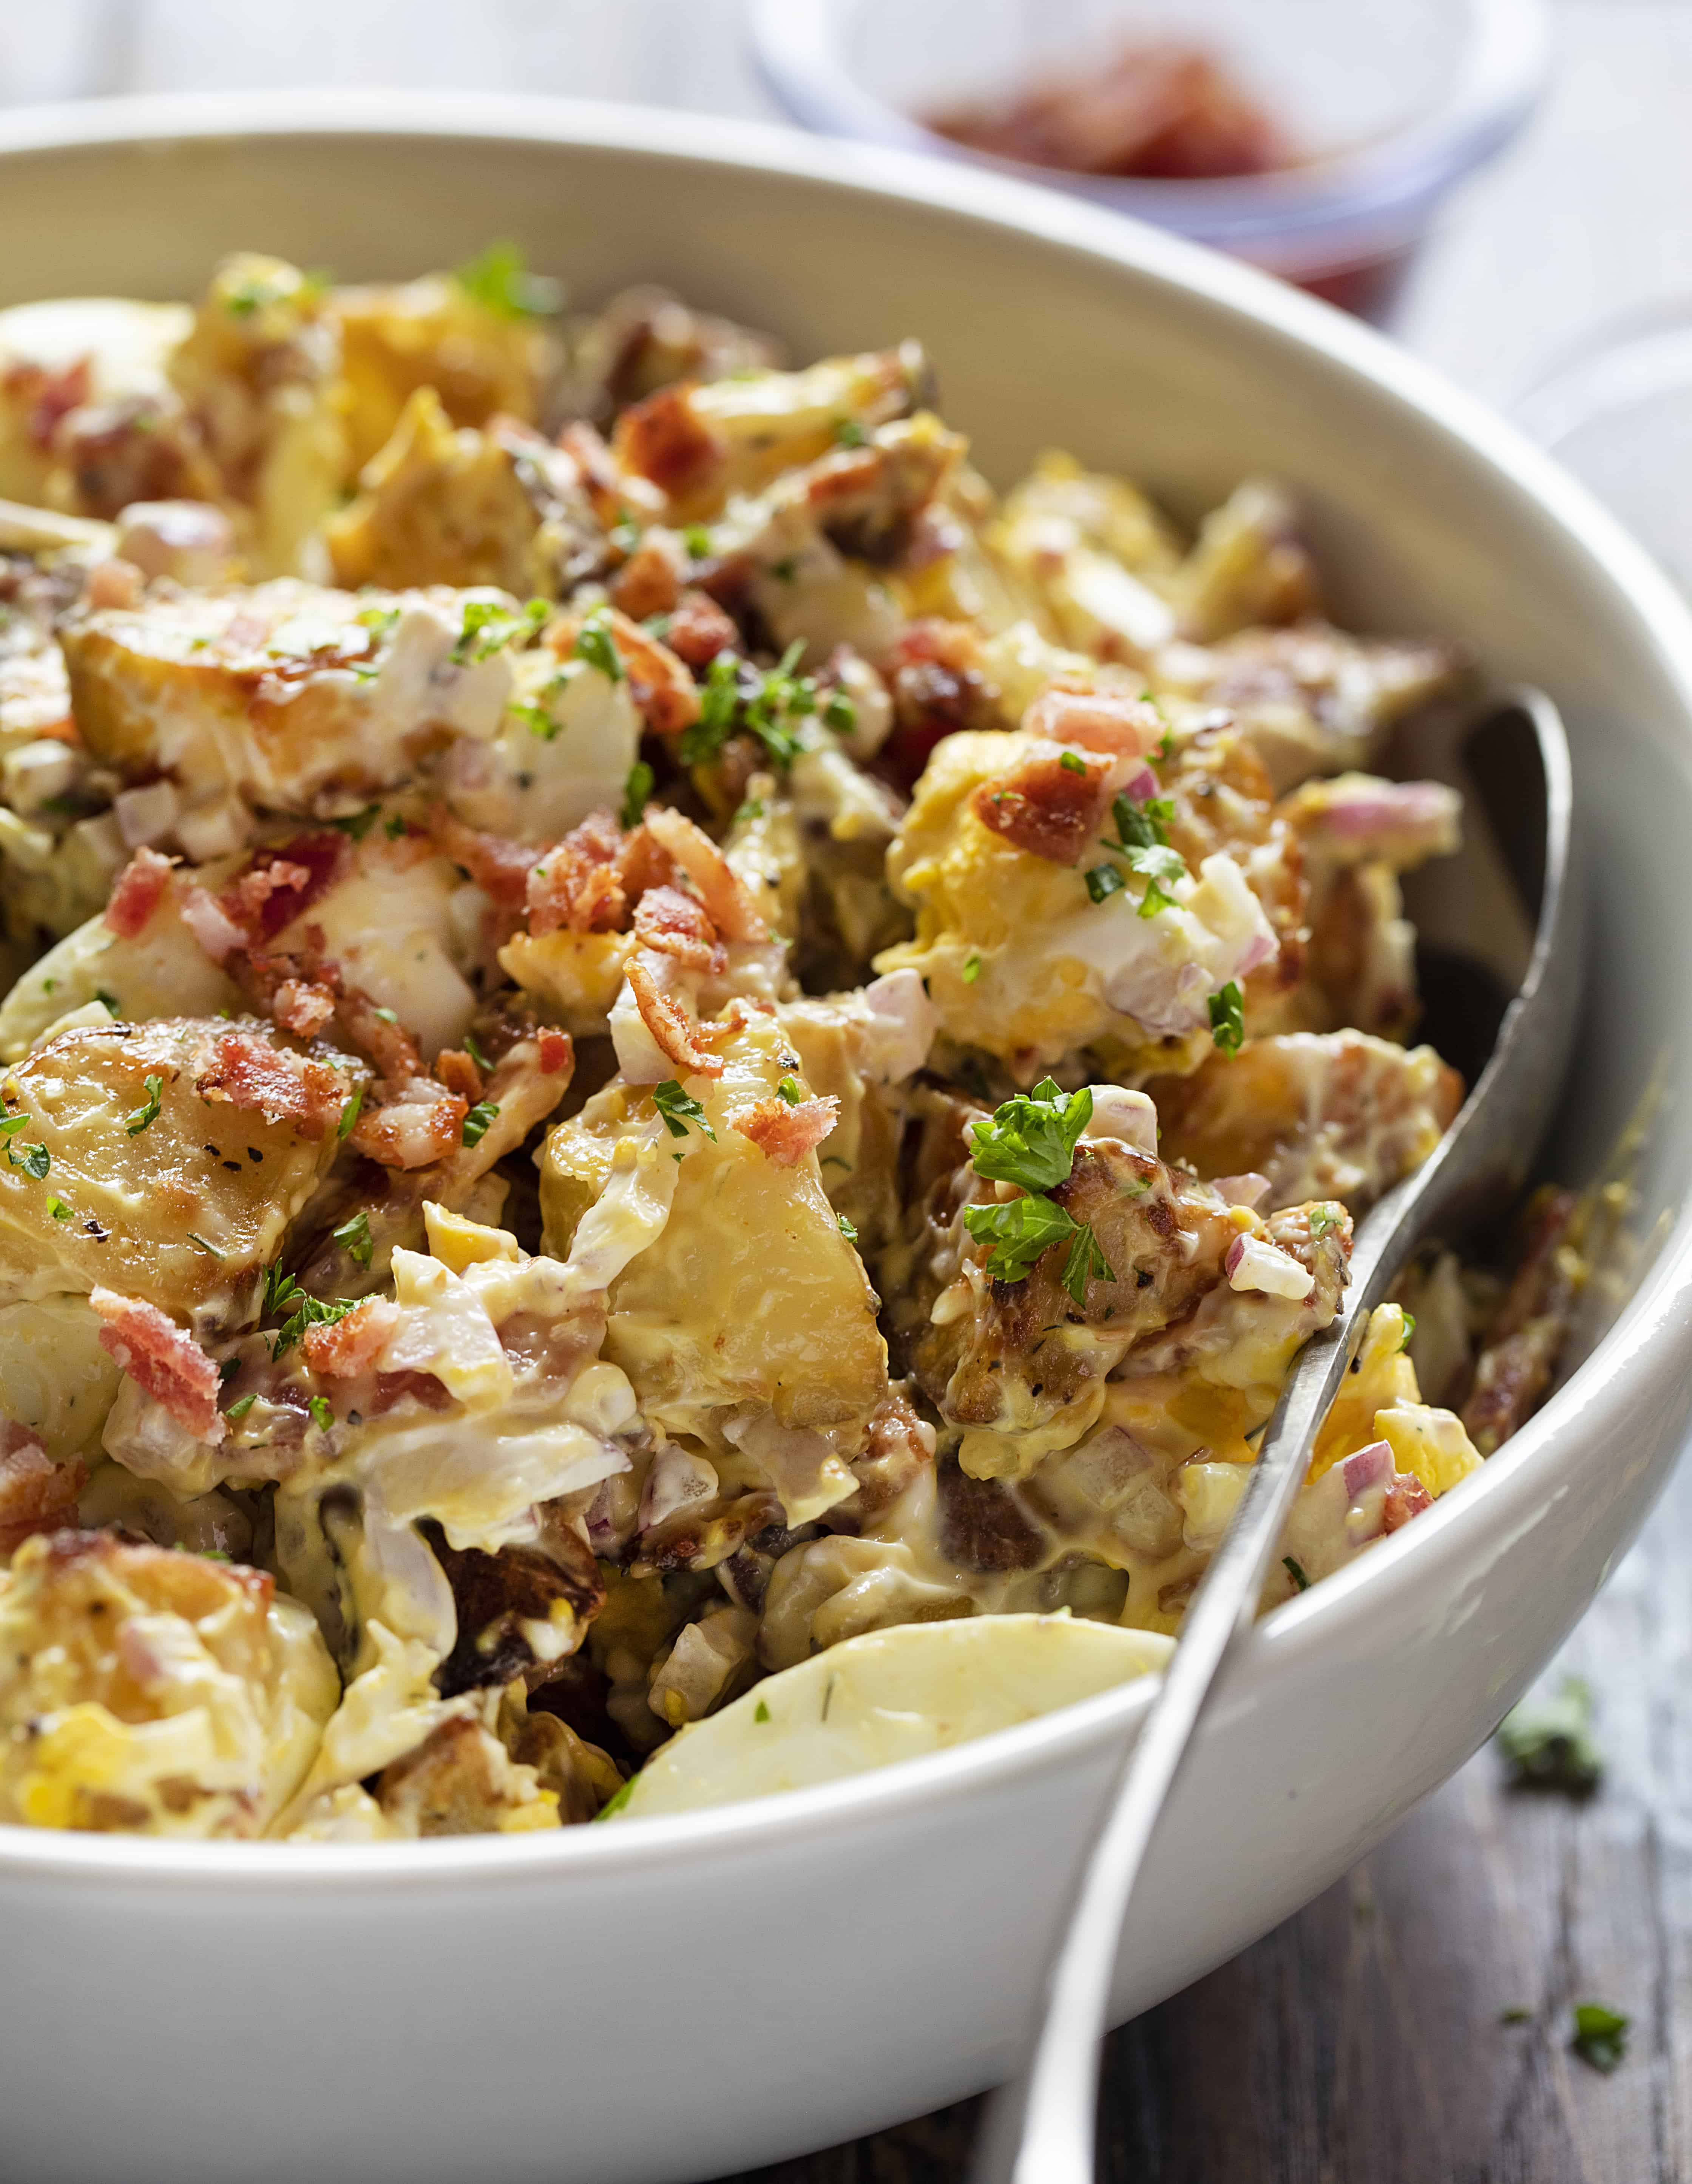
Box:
(626, 953), (723, 1077)
(435, 1046), (485, 1103)
(88, 1288), (225, 1443)
(218, 833), (347, 945)
(537, 1026), (571, 1075)
(551, 605), (699, 738)
(336, 986), (425, 1084)
(178, 883), (246, 964)
(557, 419), (652, 532)
(271, 976), (337, 1039)
(527, 810), (630, 936)
(883, 618), (1002, 793)
(303, 1296), (401, 1380)
(732, 1093), (839, 1167)
(612, 383), (722, 499)
(1024, 684), (1165, 758)
(972, 748), (1115, 863)
(21, 353), (91, 447)
(631, 883), (725, 972)
(663, 589), (739, 671)
(103, 846), (175, 938)
(350, 1081), (468, 1170)
(429, 810), (540, 914)
(195, 1029), (349, 1139)
(641, 804), (767, 942)
(0, 1426), (87, 1556)
(1381, 1472), (1434, 1533)
(610, 531), (685, 621)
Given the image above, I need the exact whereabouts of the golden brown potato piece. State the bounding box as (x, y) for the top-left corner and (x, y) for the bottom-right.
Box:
(0, 1016), (358, 1318)
(0, 1528), (337, 1835)
(58, 578), (523, 815)
(539, 1011), (888, 1451)
(331, 271), (557, 471)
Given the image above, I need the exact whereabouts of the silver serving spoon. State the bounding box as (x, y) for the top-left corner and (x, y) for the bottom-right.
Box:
(972, 686), (1581, 2184)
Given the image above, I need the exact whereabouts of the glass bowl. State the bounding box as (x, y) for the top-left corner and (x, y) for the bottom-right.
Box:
(749, 0), (1551, 319)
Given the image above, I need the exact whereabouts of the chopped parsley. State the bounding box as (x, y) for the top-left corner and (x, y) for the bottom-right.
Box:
(834, 417), (868, 448)
(1059, 750), (1088, 776)
(969, 1077), (1094, 1193)
(509, 693), (561, 742)
(463, 1029), (491, 1072)
(777, 1075), (802, 1106)
(573, 606), (625, 683)
(1400, 1311), (1417, 1350)
(7, 1139), (49, 1179)
(307, 1394), (335, 1434)
(770, 556), (798, 583)
(678, 642), (820, 772)
(837, 1213), (858, 1242)
(462, 1099), (500, 1148)
(1571, 2002), (1629, 2073)
(452, 595), (548, 664)
(47, 1195), (71, 1221)
(962, 954), (982, 985)
(187, 1232), (225, 1259)
(371, 1006), (398, 1026)
(328, 803), (381, 841)
(1089, 792), (1187, 917)
(1308, 1203), (1341, 1238)
(1208, 980), (1245, 1056)
(652, 1080), (716, 1142)
(96, 989), (121, 1017)
(225, 1392), (258, 1422)
(454, 238), (562, 320)
(682, 524), (713, 560)
(1497, 1676), (1602, 1793)
(822, 688), (856, 736)
(755, 1699), (772, 1723)
(620, 759), (654, 831)
(331, 1210), (374, 1267)
(0, 1113), (26, 1137)
(963, 1078), (1113, 1304)
(1283, 1556), (1310, 1593)
(337, 1089), (363, 1141)
(384, 813), (408, 840)
(1084, 862), (1126, 905)
(262, 1271), (361, 1362)
(610, 517), (640, 557)
(593, 1776), (637, 1822)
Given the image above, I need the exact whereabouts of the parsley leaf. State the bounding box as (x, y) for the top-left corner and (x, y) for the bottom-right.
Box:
(307, 1394), (335, 1434)
(0, 1112), (28, 1137)
(1208, 980), (1245, 1056)
(1497, 1676), (1603, 1793)
(682, 524), (713, 561)
(1400, 1311), (1417, 1350)
(337, 1089), (363, 1141)
(1283, 1556), (1311, 1592)
(834, 417), (868, 448)
(822, 688), (856, 736)
(962, 1194), (1079, 1285)
(331, 1210), (374, 1267)
(1085, 862), (1126, 904)
(328, 803), (382, 841)
(755, 1699), (772, 1723)
(1308, 1203), (1340, 1238)
(652, 1080), (716, 1142)
(969, 1078), (1093, 1194)
(455, 239), (562, 320)
(452, 595), (548, 664)
(777, 1075), (801, 1105)
(962, 953), (982, 985)
(47, 1195), (71, 1221)
(263, 1275), (360, 1362)
(677, 643), (820, 772)
(7, 1139), (49, 1179)
(1061, 1219), (1115, 1305)
(1571, 2002), (1629, 2073)
(837, 1213), (858, 1243)
(462, 1099), (500, 1148)
(1059, 750), (1088, 776)
(621, 759), (654, 831)
(573, 606), (625, 682)
(225, 1392), (257, 1422)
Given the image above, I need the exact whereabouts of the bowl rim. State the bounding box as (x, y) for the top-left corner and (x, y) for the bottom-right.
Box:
(747, 0), (1553, 255)
(0, 85), (1689, 1888)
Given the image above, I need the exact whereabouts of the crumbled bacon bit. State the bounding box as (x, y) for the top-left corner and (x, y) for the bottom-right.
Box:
(882, 617), (1000, 792)
(0, 1426), (86, 1556)
(1381, 1472), (1434, 1533)
(615, 819), (678, 902)
(195, 1030), (349, 1140)
(632, 883), (726, 972)
(612, 383), (724, 498)
(216, 832), (347, 946)
(550, 604), (699, 738)
(271, 977), (337, 1039)
(350, 1082), (468, 1170)
(537, 1026), (571, 1075)
(178, 883), (246, 964)
(610, 532), (685, 621)
(557, 420), (651, 531)
(1024, 684), (1165, 759)
(527, 810), (630, 937)
(88, 1288), (225, 1443)
(103, 845), (175, 938)
(626, 952), (723, 1077)
(663, 589), (739, 671)
(24, 354), (91, 448)
(732, 1093), (839, 1167)
(303, 1296), (401, 1380)
(641, 805), (767, 942)
(84, 557), (144, 612)
(435, 1046), (485, 1102)
(337, 986), (423, 1084)
(972, 748), (1115, 863)
(429, 809), (540, 913)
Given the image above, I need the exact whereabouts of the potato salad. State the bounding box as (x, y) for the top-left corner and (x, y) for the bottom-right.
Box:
(0, 248), (1581, 1839)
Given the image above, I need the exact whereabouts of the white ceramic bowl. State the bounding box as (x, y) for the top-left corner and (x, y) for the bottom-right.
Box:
(4, 91), (1692, 2184)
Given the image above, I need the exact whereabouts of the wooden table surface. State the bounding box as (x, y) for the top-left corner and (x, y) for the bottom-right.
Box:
(19, 5), (1692, 2177)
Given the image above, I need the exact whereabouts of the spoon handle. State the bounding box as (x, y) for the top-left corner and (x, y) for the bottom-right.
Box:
(969, 1204), (1411, 2184)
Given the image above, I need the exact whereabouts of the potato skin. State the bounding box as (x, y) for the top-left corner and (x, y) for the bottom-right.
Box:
(0, 1015), (356, 1320)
